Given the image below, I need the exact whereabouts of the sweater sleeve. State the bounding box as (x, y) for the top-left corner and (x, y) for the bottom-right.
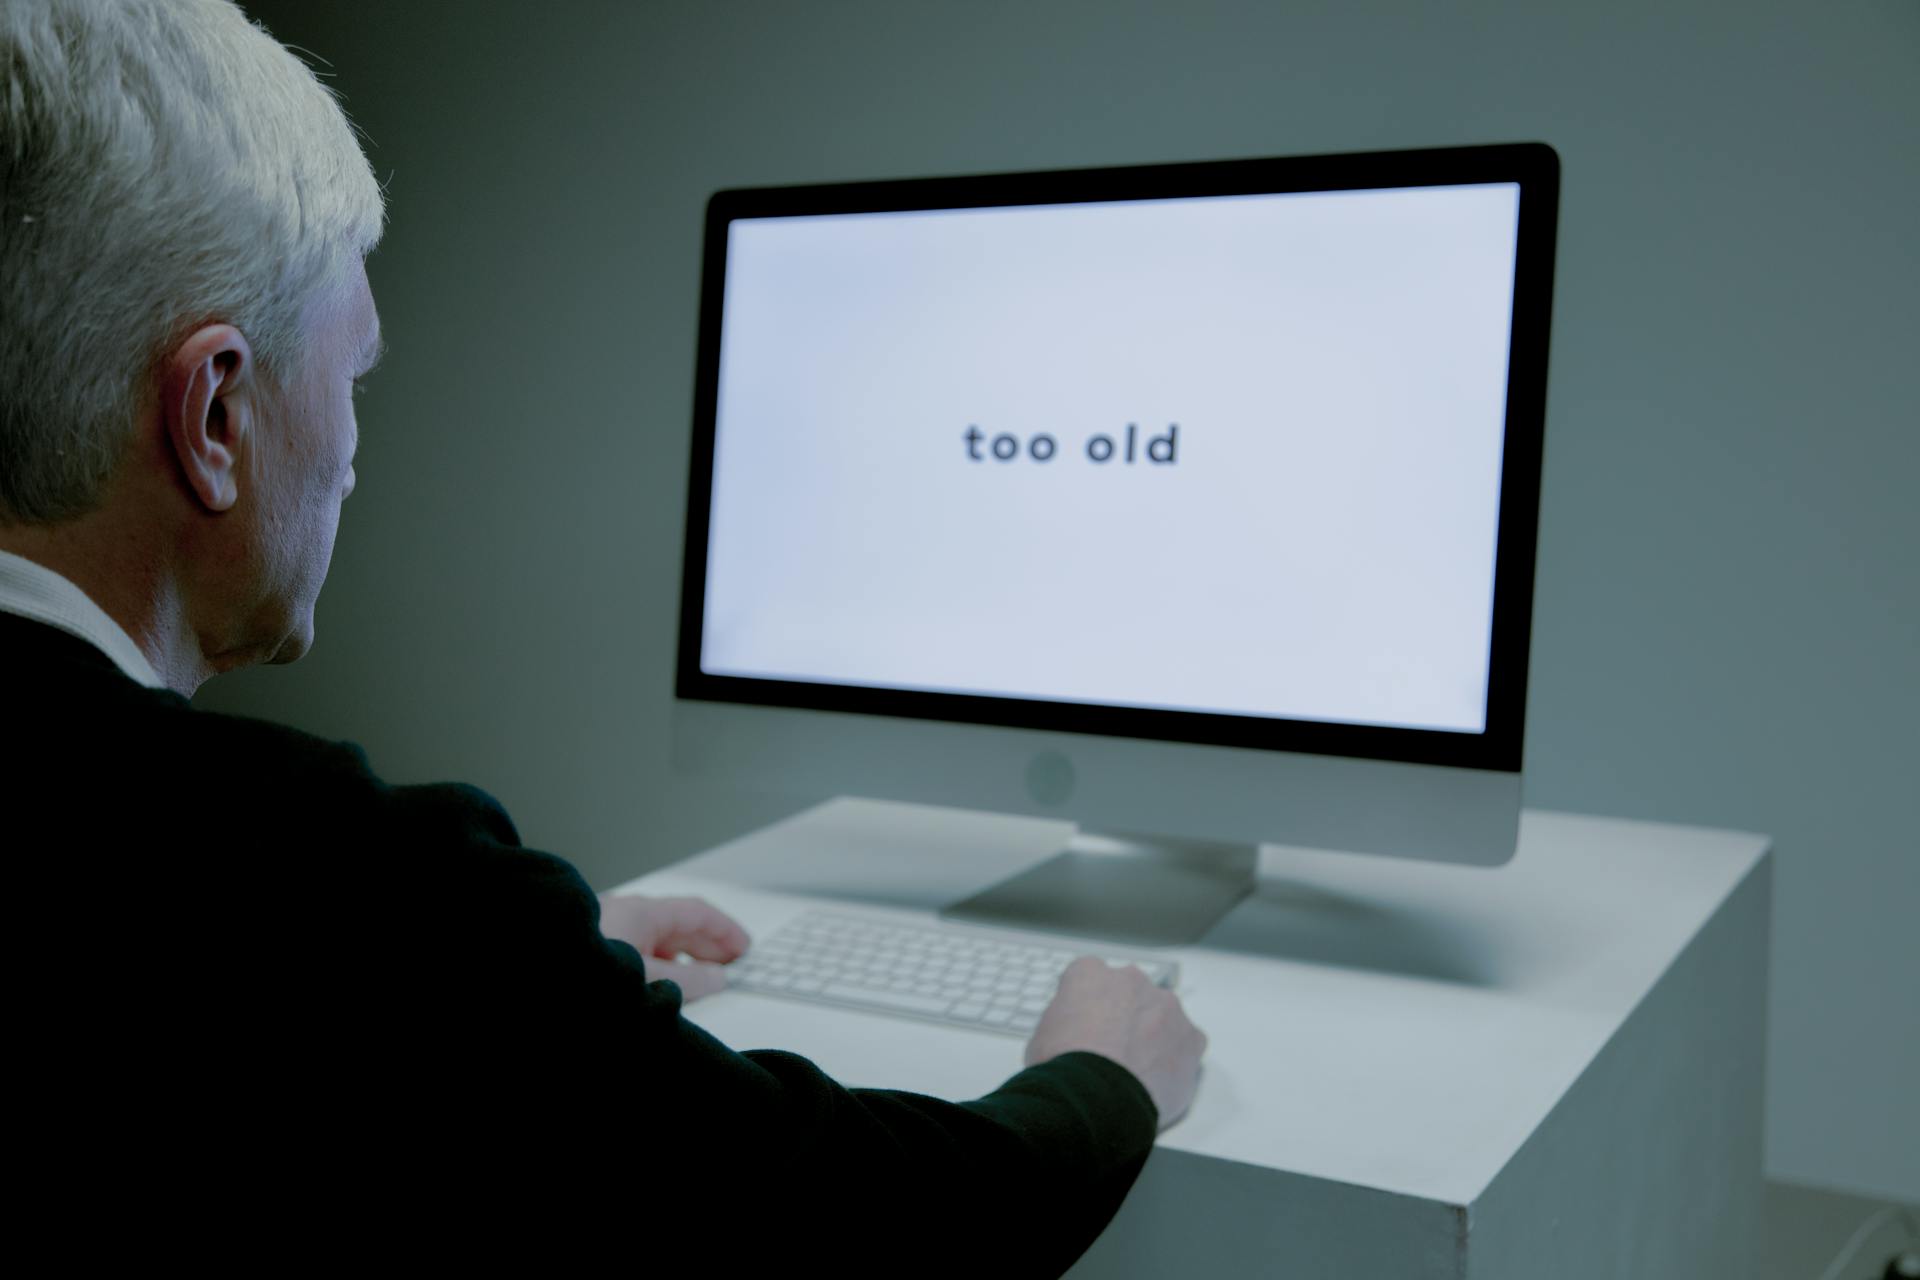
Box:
(373, 775), (1159, 1275)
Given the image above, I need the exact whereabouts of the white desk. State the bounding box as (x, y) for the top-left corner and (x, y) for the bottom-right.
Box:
(611, 797), (1770, 1278)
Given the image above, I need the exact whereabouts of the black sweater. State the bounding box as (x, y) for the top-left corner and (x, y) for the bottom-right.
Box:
(3, 611), (1155, 1272)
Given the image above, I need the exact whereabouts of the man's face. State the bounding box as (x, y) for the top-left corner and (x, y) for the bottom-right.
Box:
(225, 261), (380, 667)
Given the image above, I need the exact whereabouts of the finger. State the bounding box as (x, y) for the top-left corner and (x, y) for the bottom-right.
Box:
(649, 897), (752, 963)
(685, 898), (753, 959)
(646, 957), (729, 1003)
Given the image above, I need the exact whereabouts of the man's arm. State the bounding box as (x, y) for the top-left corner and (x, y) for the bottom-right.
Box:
(383, 778), (1156, 1273)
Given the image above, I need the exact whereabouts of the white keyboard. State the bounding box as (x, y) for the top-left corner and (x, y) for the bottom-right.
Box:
(721, 909), (1179, 1037)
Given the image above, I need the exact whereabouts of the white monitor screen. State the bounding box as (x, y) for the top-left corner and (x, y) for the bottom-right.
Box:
(698, 181), (1522, 737)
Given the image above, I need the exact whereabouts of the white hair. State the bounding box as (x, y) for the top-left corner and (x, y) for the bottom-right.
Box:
(0, 0), (385, 524)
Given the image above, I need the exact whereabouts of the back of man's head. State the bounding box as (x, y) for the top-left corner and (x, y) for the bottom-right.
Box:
(0, 0), (386, 526)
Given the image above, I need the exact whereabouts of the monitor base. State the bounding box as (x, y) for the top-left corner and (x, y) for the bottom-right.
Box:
(938, 829), (1258, 948)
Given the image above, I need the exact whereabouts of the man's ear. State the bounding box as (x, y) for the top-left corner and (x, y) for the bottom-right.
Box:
(161, 324), (254, 513)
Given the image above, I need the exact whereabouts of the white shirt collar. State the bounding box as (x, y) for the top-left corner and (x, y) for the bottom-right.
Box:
(0, 548), (169, 689)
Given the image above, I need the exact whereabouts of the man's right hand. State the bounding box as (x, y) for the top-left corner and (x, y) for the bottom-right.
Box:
(1024, 956), (1207, 1130)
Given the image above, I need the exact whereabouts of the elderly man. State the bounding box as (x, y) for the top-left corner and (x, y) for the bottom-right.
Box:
(1, 0), (1204, 1266)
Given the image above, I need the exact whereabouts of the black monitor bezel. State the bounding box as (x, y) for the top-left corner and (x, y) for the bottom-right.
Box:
(676, 141), (1557, 773)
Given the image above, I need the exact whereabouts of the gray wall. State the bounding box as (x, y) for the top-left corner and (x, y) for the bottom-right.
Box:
(210, 0), (1917, 1201)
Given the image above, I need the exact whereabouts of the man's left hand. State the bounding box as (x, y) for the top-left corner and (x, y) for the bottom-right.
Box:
(596, 893), (751, 1002)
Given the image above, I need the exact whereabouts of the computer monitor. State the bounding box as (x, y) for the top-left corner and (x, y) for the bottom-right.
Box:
(673, 142), (1559, 947)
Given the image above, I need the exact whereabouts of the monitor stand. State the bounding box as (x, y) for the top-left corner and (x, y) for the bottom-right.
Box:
(938, 828), (1259, 948)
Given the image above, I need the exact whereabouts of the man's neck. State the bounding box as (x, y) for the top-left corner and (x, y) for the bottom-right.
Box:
(0, 516), (206, 696)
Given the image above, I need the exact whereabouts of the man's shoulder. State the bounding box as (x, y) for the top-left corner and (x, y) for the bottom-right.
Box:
(8, 615), (605, 1009)
(6, 611), (368, 765)
(23, 664), (386, 801)
(6, 615), (528, 863)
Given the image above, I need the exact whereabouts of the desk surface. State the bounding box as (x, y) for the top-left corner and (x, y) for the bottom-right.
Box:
(613, 797), (1768, 1207)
